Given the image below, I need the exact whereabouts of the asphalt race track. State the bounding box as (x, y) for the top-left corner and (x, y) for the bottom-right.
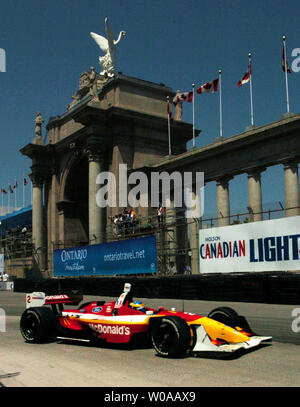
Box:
(0, 291), (299, 388)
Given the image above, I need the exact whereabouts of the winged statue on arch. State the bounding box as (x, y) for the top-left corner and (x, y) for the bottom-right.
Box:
(90, 18), (126, 77)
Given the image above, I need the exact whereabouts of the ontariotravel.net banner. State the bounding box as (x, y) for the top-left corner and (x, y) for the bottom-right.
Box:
(53, 235), (157, 276)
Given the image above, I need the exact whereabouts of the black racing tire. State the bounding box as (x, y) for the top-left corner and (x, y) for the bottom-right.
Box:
(207, 306), (239, 328)
(20, 307), (57, 343)
(150, 316), (191, 358)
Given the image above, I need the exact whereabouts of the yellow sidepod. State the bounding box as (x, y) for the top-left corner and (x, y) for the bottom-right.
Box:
(189, 317), (250, 344)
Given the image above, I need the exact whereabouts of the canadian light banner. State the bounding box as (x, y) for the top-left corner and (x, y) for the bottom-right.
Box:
(199, 216), (300, 273)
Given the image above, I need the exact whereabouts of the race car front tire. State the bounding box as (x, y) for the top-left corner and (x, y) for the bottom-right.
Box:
(150, 316), (191, 358)
(20, 306), (57, 343)
(207, 306), (239, 328)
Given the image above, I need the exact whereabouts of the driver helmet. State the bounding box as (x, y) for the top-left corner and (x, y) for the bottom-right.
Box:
(130, 301), (146, 312)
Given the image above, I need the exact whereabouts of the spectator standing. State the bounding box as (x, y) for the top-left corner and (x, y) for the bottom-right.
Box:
(122, 208), (129, 234)
(157, 205), (165, 227)
(113, 215), (120, 236)
(184, 264), (191, 275)
(130, 210), (136, 232)
(169, 262), (177, 275)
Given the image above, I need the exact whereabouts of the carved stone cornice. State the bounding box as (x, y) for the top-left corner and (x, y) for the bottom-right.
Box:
(86, 150), (102, 162)
(69, 141), (81, 158)
(247, 167), (266, 180)
(283, 160), (299, 171)
(216, 175), (233, 188)
(30, 171), (45, 188)
(30, 160), (52, 188)
(84, 135), (103, 162)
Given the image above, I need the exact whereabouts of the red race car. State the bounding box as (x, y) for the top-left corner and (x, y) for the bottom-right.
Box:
(20, 283), (271, 358)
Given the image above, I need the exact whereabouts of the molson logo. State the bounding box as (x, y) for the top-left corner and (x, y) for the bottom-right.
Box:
(60, 249), (88, 262)
(89, 323), (130, 335)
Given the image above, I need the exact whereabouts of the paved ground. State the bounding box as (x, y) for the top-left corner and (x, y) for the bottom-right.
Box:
(0, 291), (299, 388)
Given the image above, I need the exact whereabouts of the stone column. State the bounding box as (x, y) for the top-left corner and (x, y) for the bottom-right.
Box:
(188, 187), (202, 274)
(247, 168), (265, 222)
(216, 176), (232, 227)
(47, 167), (59, 273)
(284, 161), (300, 217)
(30, 173), (45, 271)
(86, 141), (106, 244)
(164, 196), (177, 270)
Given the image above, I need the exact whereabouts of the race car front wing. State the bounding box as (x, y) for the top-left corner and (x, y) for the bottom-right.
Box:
(191, 325), (272, 353)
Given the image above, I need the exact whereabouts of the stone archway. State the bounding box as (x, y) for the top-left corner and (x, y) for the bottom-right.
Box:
(59, 156), (89, 247)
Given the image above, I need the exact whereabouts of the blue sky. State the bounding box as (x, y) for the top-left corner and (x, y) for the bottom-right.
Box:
(0, 0), (299, 219)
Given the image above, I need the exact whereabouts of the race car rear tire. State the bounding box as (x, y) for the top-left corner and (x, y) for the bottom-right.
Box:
(20, 306), (57, 343)
(207, 306), (239, 328)
(150, 316), (191, 358)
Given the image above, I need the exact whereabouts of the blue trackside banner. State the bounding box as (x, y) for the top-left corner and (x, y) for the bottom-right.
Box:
(53, 235), (157, 277)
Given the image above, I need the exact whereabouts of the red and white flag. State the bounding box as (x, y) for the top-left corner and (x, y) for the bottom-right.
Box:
(237, 62), (251, 87)
(196, 78), (219, 94)
(8, 185), (13, 193)
(282, 45), (291, 73)
(24, 177), (28, 186)
(1, 188), (7, 194)
(173, 91), (193, 103)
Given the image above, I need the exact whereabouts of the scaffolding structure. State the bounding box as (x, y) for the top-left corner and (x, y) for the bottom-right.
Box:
(1, 203), (297, 277)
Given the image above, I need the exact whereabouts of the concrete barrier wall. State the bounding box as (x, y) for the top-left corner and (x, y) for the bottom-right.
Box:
(13, 272), (300, 305)
(0, 282), (14, 291)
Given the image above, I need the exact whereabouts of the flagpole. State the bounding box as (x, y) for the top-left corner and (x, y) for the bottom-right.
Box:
(23, 174), (25, 208)
(248, 53), (254, 127)
(14, 177), (17, 209)
(218, 70), (223, 138)
(1, 187), (3, 216)
(192, 84), (195, 147)
(283, 35), (290, 113)
(167, 96), (171, 156)
(8, 185), (10, 213)
(2, 188), (6, 216)
(3, 188), (6, 216)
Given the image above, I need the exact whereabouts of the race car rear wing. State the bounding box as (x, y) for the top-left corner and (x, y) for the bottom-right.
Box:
(114, 283), (132, 309)
(26, 292), (83, 309)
